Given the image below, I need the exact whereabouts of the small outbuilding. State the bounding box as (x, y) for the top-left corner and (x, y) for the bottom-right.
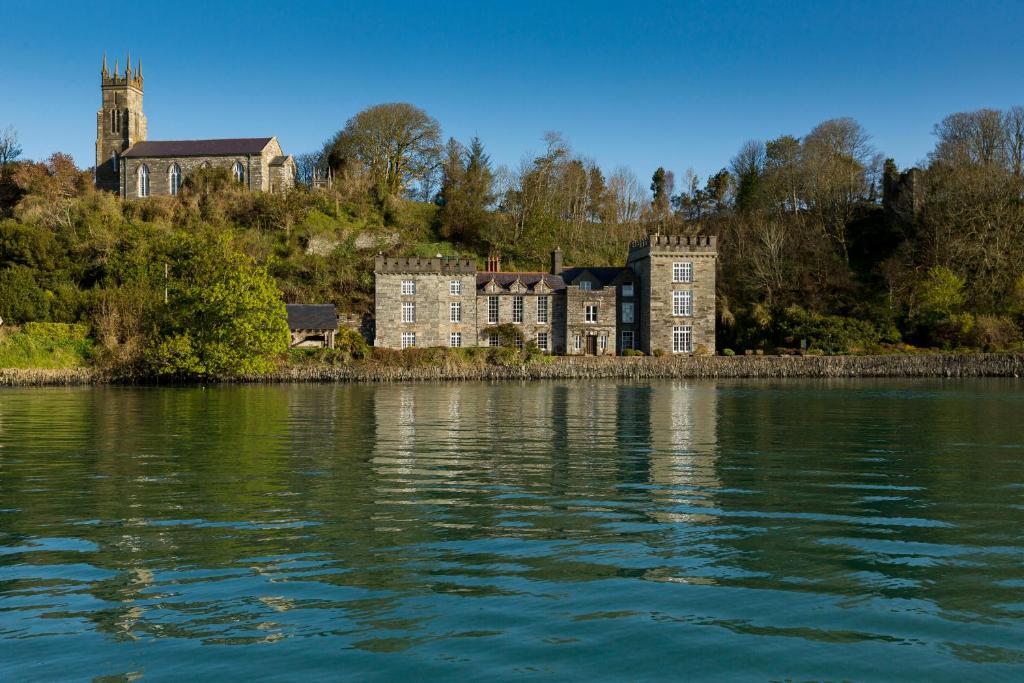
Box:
(285, 304), (338, 349)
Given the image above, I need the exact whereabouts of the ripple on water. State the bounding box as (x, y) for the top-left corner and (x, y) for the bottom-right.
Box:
(0, 379), (1022, 681)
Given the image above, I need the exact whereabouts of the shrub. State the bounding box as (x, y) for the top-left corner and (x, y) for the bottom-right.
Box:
(623, 348), (645, 356)
(335, 327), (369, 360)
(652, 348), (666, 357)
(968, 315), (1022, 351)
(776, 305), (881, 354)
(0, 266), (49, 323)
(487, 346), (521, 367)
(23, 322), (89, 342)
(481, 323), (524, 348)
(722, 348), (735, 356)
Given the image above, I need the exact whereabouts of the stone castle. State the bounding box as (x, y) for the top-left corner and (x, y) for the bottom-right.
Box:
(95, 53), (295, 198)
(374, 235), (717, 355)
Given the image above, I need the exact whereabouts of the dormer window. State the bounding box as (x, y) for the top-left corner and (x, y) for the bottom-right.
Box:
(579, 280), (592, 291)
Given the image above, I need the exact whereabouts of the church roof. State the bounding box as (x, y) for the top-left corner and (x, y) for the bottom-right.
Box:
(122, 138), (274, 158)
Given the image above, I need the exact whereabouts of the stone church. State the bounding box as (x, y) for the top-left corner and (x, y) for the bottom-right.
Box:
(94, 54), (295, 198)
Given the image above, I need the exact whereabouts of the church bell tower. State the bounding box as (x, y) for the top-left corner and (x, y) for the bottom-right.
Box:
(95, 53), (147, 192)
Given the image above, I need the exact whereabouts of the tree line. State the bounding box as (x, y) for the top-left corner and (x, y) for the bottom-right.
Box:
(1, 101), (1023, 377)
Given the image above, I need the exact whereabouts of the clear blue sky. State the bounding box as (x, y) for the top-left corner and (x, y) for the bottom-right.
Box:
(3, 0), (1023, 180)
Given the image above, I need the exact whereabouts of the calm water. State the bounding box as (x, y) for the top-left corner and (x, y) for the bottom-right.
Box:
(1, 380), (1023, 681)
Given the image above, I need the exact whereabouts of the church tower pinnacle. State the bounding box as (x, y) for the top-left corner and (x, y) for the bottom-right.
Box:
(95, 51), (147, 192)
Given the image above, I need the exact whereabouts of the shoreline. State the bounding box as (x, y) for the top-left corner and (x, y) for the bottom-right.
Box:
(2, 353), (1022, 387)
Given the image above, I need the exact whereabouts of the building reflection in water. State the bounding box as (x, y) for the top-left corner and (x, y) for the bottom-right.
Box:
(643, 381), (720, 524)
(368, 380), (719, 524)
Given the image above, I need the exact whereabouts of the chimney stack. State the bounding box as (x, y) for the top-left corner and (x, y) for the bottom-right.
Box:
(486, 253), (501, 272)
(551, 247), (563, 275)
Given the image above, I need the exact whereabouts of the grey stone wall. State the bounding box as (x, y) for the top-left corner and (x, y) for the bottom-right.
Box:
(474, 289), (564, 352)
(374, 257), (478, 349)
(565, 285), (617, 355)
(95, 80), (146, 192)
(627, 235), (717, 355)
(120, 151), (282, 199)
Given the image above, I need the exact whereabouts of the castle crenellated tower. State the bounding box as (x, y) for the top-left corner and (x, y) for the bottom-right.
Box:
(95, 53), (147, 192)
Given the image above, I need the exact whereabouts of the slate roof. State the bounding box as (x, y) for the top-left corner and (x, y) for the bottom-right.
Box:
(121, 138), (274, 158)
(286, 304), (338, 331)
(560, 266), (631, 287)
(476, 272), (566, 293)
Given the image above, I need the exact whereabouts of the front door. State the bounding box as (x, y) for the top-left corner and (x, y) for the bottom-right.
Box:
(586, 335), (598, 355)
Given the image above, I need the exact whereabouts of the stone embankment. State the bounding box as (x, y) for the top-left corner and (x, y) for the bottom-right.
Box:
(259, 353), (1024, 383)
(1, 355), (1022, 387)
(0, 368), (98, 386)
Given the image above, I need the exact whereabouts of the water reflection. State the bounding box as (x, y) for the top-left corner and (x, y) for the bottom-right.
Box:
(0, 380), (1022, 681)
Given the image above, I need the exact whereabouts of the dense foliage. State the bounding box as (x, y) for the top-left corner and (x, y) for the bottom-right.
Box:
(1, 103), (1023, 376)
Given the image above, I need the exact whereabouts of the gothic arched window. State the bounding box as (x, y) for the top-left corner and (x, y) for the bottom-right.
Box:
(169, 163), (181, 196)
(111, 152), (119, 173)
(233, 162), (245, 184)
(138, 164), (150, 198)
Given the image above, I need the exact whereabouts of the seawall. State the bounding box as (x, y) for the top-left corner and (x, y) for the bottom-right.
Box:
(1, 354), (1022, 387)
(254, 354), (1024, 383)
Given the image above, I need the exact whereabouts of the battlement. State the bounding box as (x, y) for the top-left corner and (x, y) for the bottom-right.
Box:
(628, 234), (717, 254)
(375, 255), (477, 274)
(101, 53), (143, 91)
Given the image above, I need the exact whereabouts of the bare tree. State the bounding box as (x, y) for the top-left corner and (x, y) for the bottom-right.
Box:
(293, 152), (322, 187)
(0, 126), (23, 166)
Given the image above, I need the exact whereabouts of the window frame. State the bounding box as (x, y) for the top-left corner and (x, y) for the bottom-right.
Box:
(537, 295), (549, 324)
(488, 296), (499, 324)
(449, 332), (462, 348)
(621, 330), (634, 351)
(233, 161), (245, 184)
(574, 334), (582, 351)
(401, 332), (416, 349)
(512, 296), (524, 324)
(537, 332), (548, 351)
(673, 290), (693, 316)
(672, 325), (693, 354)
(450, 280), (462, 296)
(488, 332), (499, 347)
(401, 301), (416, 323)
(137, 164), (150, 198)
(450, 301), (461, 323)
(400, 280), (416, 296)
(621, 282), (634, 297)
(673, 262), (693, 283)
(169, 163), (181, 196)
(579, 280), (592, 291)
(585, 304), (598, 323)
(621, 302), (634, 324)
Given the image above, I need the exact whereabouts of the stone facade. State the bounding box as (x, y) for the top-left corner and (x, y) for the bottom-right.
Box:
(564, 283), (617, 356)
(119, 138), (291, 199)
(95, 56), (146, 193)
(94, 54), (295, 198)
(373, 234), (718, 356)
(374, 256), (478, 350)
(626, 234), (717, 355)
(475, 274), (566, 352)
